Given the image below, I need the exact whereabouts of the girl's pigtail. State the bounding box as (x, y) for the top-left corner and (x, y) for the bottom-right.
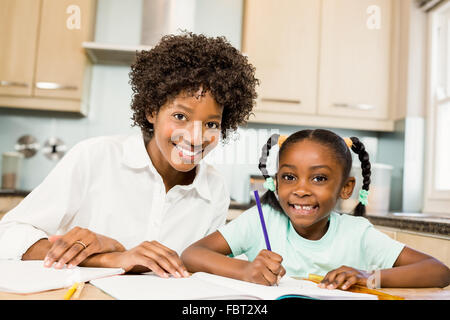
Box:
(349, 137), (371, 216)
(258, 134), (283, 211)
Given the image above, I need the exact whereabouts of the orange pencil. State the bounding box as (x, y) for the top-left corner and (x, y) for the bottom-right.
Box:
(305, 274), (404, 300)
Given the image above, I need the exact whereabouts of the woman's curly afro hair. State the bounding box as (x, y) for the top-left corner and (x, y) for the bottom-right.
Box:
(129, 32), (259, 141)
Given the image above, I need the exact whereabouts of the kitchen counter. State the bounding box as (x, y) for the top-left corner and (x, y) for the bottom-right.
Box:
(0, 189), (30, 217)
(366, 213), (449, 238)
(229, 200), (449, 237)
(0, 189), (30, 197)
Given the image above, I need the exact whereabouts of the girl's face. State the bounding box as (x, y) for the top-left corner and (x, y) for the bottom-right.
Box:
(276, 139), (355, 236)
(146, 90), (223, 173)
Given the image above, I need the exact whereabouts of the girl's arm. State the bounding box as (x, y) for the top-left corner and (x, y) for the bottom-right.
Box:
(381, 246), (450, 288)
(181, 231), (248, 279)
(181, 231), (285, 286)
(320, 246), (450, 290)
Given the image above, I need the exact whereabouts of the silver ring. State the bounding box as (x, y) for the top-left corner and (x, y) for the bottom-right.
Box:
(74, 240), (87, 249)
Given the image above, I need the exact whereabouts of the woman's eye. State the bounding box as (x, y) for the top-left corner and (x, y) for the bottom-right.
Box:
(173, 114), (187, 121)
(206, 122), (220, 129)
(312, 175), (327, 183)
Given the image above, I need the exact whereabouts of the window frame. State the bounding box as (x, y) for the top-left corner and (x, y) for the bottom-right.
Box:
(424, 0), (450, 215)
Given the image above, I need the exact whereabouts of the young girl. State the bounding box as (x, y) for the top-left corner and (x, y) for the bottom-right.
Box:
(182, 129), (450, 289)
(0, 33), (258, 278)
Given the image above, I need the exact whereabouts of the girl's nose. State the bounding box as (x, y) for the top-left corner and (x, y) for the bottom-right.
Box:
(292, 180), (312, 198)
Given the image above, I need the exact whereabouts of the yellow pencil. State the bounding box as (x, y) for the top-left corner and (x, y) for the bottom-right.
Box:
(72, 282), (85, 300)
(63, 282), (79, 300)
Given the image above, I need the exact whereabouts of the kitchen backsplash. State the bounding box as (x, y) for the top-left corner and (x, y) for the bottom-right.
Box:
(0, 0), (405, 212)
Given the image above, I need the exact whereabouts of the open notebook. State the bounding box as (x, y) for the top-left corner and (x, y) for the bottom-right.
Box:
(0, 260), (124, 294)
(90, 271), (377, 300)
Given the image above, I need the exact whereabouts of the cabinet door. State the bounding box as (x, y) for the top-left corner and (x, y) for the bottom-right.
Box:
(0, 0), (41, 97)
(242, 0), (320, 115)
(34, 0), (96, 100)
(318, 0), (392, 119)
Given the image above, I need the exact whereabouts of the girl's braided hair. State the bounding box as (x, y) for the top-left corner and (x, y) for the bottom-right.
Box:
(258, 129), (371, 216)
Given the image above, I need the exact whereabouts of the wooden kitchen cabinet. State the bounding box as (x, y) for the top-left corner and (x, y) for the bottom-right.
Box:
(318, 0), (393, 120)
(244, 0), (400, 131)
(242, 0), (320, 115)
(376, 226), (450, 268)
(0, 0), (97, 114)
(0, 0), (41, 97)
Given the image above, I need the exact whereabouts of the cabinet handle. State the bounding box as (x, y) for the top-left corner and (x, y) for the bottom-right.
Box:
(35, 82), (78, 90)
(0, 81), (28, 88)
(261, 98), (301, 104)
(333, 103), (374, 110)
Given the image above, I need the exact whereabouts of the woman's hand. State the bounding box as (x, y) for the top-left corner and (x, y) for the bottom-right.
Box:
(44, 226), (125, 269)
(242, 249), (286, 286)
(108, 240), (190, 278)
(318, 266), (372, 290)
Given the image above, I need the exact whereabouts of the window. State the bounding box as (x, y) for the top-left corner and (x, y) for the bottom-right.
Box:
(424, 0), (450, 214)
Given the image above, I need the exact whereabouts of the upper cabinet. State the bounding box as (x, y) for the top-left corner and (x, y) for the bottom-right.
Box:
(0, 0), (97, 114)
(243, 0), (401, 131)
(318, 0), (392, 120)
(0, 0), (41, 97)
(242, 0), (320, 115)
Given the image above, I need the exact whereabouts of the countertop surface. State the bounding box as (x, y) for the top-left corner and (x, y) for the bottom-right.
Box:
(1, 194), (448, 237)
(229, 200), (449, 237)
(0, 189), (30, 197)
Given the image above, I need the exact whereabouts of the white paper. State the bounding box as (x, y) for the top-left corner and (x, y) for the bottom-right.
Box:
(0, 260), (124, 294)
(90, 272), (377, 300)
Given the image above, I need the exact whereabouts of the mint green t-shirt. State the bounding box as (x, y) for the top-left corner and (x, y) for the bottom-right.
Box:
(218, 204), (405, 278)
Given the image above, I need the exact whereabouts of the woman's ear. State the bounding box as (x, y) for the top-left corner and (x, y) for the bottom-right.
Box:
(146, 111), (156, 125)
(340, 177), (356, 200)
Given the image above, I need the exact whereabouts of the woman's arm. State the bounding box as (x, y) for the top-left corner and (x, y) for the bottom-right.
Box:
(22, 227), (125, 268)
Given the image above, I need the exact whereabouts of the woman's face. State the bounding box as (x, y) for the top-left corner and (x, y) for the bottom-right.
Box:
(147, 90), (223, 173)
(276, 139), (355, 235)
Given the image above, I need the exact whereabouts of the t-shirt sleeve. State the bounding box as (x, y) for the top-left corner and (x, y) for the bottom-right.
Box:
(217, 206), (259, 257)
(362, 224), (405, 270)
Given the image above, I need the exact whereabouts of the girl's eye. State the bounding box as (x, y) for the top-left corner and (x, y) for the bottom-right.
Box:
(281, 174), (296, 181)
(206, 122), (220, 129)
(312, 175), (327, 183)
(173, 114), (187, 121)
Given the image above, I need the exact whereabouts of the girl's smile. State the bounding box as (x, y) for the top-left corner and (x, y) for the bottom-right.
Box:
(277, 139), (354, 239)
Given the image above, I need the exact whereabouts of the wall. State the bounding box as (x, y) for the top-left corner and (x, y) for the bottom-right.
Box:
(0, 0), (405, 212)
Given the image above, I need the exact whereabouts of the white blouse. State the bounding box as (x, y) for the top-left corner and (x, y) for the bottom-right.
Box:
(0, 133), (230, 259)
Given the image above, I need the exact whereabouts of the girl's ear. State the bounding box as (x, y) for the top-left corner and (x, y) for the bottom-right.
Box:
(340, 177), (356, 200)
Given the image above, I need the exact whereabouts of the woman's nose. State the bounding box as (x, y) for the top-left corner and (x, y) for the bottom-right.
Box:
(184, 121), (206, 148)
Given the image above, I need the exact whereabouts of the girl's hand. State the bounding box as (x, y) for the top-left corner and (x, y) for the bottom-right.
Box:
(242, 249), (286, 286)
(44, 226), (126, 269)
(318, 266), (372, 290)
(109, 241), (190, 278)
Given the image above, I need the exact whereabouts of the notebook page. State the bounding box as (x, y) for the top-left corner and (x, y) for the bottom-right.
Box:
(90, 273), (254, 300)
(0, 260), (124, 294)
(193, 272), (377, 300)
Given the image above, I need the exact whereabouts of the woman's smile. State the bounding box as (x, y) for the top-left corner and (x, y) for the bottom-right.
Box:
(172, 142), (205, 163)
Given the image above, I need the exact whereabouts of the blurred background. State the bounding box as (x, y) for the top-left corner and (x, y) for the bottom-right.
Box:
(0, 0), (449, 219)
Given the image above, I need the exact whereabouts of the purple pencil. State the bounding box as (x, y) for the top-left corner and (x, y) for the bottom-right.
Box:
(253, 190), (272, 251)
